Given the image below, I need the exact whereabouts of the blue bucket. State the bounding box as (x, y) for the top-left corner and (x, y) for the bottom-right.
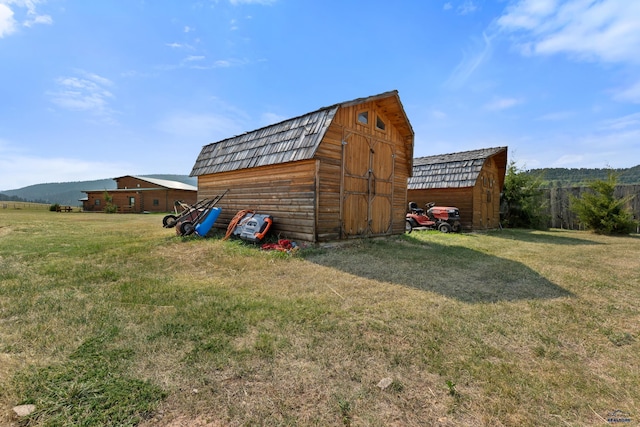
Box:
(195, 207), (221, 236)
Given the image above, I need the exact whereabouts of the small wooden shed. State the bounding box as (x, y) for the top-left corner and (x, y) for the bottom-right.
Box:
(407, 147), (508, 230)
(190, 90), (414, 242)
(82, 176), (197, 213)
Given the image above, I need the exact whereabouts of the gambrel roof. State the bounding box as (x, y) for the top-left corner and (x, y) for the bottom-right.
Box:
(190, 108), (336, 176)
(190, 90), (413, 177)
(408, 147), (508, 190)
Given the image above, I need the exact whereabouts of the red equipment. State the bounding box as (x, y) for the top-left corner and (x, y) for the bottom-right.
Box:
(405, 202), (462, 233)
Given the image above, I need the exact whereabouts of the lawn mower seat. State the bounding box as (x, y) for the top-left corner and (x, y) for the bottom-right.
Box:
(408, 202), (423, 215)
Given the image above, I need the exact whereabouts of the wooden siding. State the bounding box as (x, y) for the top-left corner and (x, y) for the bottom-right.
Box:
(192, 91), (414, 242)
(315, 99), (412, 239)
(83, 175), (196, 213)
(407, 161), (502, 230)
(197, 160), (318, 242)
(472, 156), (502, 229)
(115, 176), (145, 189)
(83, 189), (196, 213)
(408, 148), (507, 230)
(314, 123), (344, 241)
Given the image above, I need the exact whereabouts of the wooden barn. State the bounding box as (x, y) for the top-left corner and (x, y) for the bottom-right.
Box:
(190, 90), (414, 242)
(407, 147), (508, 230)
(82, 176), (197, 213)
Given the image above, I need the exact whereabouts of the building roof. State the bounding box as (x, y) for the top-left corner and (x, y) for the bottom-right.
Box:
(190, 90), (413, 177)
(114, 176), (197, 191)
(408, 147), (508, 190)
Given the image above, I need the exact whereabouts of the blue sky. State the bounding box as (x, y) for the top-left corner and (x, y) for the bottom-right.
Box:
(1, 0), (639, 190)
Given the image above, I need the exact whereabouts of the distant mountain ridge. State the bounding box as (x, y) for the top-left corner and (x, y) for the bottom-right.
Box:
(0, 175), (197, 206)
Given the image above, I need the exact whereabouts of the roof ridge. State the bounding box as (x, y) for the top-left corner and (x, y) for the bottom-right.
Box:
(414, 146), (506, 160)
(190, 91), (411, 177)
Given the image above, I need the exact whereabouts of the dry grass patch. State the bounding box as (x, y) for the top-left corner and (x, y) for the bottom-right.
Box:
(1, 210), (639, 426)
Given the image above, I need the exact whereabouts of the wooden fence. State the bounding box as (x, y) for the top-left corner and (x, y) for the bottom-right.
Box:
(542, 185), (640, 232)
(1, 202), (50, 210)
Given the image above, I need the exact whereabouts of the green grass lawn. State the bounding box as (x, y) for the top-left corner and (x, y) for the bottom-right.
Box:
(0, 209), (638, 426)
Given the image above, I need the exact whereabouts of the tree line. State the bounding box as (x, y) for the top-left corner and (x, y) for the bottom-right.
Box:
(0, 193), (24, 202)
(526, 165), (640, 187)
(503, 163), (638, 234)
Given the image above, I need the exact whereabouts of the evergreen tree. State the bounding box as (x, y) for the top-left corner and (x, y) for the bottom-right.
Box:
(103, 191), (118, 214)
(570, 172), (636, 234)
(501, 161), (549, 229)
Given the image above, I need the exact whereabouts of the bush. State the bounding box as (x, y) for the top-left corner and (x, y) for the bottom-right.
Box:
(570, 172), (637, 235)
(501, 162), (549, 229)
(103, 191), (117, 214)
(49, 204), (60, 212)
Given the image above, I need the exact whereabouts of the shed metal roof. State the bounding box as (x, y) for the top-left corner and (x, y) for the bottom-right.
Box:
(115, 176), (197, 191)
(190, 90), (413, 177)
(408, 147), (507, 190)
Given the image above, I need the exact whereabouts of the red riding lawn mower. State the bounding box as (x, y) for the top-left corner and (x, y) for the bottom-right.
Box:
(406, 202), (462, 233)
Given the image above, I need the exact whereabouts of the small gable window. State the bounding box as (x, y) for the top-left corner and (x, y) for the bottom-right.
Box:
(376, 116), (386, 131)
(357, 111), (368, 125)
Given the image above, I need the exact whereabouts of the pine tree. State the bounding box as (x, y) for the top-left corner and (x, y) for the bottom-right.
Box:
(570, 172), (636, 234)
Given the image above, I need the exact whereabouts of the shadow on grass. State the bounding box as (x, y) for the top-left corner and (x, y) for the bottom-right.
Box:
(303, 236), (573, 304)
(477, 228), (603, 245)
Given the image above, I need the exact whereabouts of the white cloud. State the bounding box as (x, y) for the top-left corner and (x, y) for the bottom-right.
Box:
(598, 112), (640, 131)
(0, 4), (16, 37)
(23, 10), (50, 26)
(47, 71), (117, 123)
(213, 59), (233, 67)
(183, 58), (248, 70)
(0, 0), (51, 36)
(497, 0), (557, 30)
(183, 55), (205, 62)
(484, 97), (523, 111)
(612, 80), (640, 104)
(229, 0), (276, 5)
(458, 0), (478, 15)
(545, 113), (640, 167)
(497, 0), (640, 64)
(0, 145), (131, 190)
(536, 110), (575, 121)
(441, 0), (477, 14)
(445, 31), (493, 88)
(166, 42), (195, 51)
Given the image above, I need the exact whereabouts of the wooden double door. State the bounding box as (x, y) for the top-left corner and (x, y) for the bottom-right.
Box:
(341, 133), (395, 238)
